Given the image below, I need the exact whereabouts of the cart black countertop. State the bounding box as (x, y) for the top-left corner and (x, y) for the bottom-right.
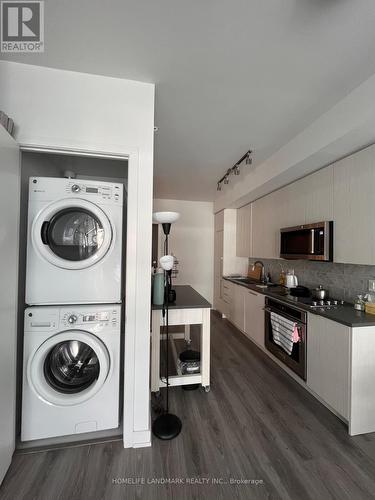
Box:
(151, 285), (211, 310)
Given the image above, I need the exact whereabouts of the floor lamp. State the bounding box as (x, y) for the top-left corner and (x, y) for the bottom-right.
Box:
(152, 211), (182, 440)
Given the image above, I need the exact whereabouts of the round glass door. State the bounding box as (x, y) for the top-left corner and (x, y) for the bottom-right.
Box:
(44, 208), (105, 262)
(43, 340), (100, 394)
(28, 330), (110, 406)
(32, 198), (113, 270)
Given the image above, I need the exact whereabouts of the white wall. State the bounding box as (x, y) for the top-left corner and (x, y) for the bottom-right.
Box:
(0, 61), (155, 448)
(0, 127), (19, 483)
(153, 199), (214, 304)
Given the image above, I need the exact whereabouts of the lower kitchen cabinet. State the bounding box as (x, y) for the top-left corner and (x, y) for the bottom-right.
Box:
(232, 284), (245, 331)
(244, 289), (265, 347)
(221, 279), (233, 318)
(307, 314), (350, 419)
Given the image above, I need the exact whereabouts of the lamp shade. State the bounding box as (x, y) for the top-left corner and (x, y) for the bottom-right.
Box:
(153, 212), (180, 224)
(160, 255), (174, 271)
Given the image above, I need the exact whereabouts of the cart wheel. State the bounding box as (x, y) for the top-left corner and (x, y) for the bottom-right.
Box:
(204, 386), (210, 393)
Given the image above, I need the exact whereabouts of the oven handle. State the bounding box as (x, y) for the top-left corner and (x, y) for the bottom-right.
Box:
(263, 306), (306, 326)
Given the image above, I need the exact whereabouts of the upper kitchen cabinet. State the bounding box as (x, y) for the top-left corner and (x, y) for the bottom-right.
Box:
(333, 146), (375, 264)
(236, 204), (252, 257)
(252, 192), (277, 258)
(252, 189), (285, 259)
(304, 166), (333, 223)
(281, 167), (333, 228)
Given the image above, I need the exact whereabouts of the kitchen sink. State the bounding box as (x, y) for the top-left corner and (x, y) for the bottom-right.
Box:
(229, 277), (277, 288)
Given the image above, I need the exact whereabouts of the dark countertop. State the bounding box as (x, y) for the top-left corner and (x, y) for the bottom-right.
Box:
(152, 285), (211, 310)
(224, 277), (375, 328)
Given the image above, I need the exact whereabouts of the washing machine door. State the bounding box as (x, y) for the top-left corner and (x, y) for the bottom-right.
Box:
(28, 330), (111, 406)
(32, 199), (113, 270)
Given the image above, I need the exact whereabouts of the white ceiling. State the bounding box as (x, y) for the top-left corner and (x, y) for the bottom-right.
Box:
(3, 0), (375, 201)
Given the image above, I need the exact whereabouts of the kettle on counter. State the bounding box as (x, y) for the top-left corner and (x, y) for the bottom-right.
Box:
(285, 270), (298, 288)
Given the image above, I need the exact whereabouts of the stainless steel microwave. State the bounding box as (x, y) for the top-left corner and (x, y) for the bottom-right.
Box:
(280, 221), (333, 261)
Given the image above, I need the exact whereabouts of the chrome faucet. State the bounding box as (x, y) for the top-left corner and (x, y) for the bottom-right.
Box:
(253, 260), (266, 283)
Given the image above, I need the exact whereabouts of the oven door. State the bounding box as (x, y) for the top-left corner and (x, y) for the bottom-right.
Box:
(264, 303), (307, 380)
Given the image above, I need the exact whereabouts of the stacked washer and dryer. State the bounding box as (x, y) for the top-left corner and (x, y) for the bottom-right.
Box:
(21, 177), (124, 441)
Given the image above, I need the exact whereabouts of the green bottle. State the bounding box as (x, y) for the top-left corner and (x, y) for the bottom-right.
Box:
(153, 269), (165, 305)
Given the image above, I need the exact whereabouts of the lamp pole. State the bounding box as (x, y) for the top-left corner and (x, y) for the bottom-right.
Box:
(152, 213), (182, 440)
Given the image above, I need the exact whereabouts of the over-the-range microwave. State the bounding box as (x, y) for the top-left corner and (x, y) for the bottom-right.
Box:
(280, 221), (333, 261)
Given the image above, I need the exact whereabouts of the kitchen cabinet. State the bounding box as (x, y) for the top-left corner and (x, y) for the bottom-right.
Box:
(304, 166), (333, 223)
(244, 289), (265, 347)
(281, 181), (306, 228)
(232, 284), (245, 331)
(214, 210), (248, 314)
(252, 192), (279, 259)
(333, 147), (375, 264)
(214, 228), (224, 309)
(221, 279), (233, 318)
(307, 314), (350, 419)
(236, 204), (252, 257)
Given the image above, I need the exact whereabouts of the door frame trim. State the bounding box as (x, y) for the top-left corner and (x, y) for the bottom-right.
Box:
(20, 142), (151, 449)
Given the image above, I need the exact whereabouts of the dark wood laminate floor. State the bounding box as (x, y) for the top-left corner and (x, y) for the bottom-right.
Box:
(2, 311), (375, 500)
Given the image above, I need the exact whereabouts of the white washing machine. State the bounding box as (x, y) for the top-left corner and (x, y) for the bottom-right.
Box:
(21, 304), (121, 441)
(25, 177), (123, 305)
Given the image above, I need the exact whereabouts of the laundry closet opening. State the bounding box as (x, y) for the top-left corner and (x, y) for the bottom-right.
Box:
(17, 149), (128, 450)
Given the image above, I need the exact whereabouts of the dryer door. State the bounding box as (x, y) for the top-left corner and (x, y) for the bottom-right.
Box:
(28, 330), (111, 406)
(32, 199), (114, 270)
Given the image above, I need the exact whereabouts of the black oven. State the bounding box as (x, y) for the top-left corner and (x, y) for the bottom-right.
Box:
(264, 297), (307, 380)
(280, 221), (333, 261)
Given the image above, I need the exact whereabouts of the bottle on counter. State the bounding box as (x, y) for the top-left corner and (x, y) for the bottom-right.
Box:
(153, 268), (165, 306)
(279, 270), (286, 286)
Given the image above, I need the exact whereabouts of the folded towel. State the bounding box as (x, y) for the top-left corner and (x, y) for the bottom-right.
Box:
(270, 312), (300, 355)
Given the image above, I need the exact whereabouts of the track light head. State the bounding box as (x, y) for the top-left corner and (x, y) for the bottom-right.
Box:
(234, 165), (240, 175)
(246, 151), (252, 165)
(224, 175), (229, 185)
(217, 182), (222, 191)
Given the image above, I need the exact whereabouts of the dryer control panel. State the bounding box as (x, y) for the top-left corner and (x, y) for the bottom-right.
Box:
(28, 177), (123, 206)
(66, 181), (122, 203)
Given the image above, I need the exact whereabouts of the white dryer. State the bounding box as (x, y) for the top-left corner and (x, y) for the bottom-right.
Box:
(25, 177), (123, 305)
(21, 304), (121, 441)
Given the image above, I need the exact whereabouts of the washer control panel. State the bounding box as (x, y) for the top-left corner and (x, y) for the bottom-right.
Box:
(66, 181), (122, 203)
(24, 306), (120, 334)
(61, 309), (119, 329)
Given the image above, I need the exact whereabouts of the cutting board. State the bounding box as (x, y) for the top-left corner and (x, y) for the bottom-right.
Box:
(248, 263), (262, 281)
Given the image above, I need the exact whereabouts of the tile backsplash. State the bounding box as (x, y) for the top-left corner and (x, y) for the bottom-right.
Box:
(248, 258), (375, 303)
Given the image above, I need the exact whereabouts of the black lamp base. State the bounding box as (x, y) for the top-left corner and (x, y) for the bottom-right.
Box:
(152, 413), (182, 440)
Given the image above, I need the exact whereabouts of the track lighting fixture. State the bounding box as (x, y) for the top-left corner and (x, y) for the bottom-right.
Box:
(216, 150), (252, 191)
